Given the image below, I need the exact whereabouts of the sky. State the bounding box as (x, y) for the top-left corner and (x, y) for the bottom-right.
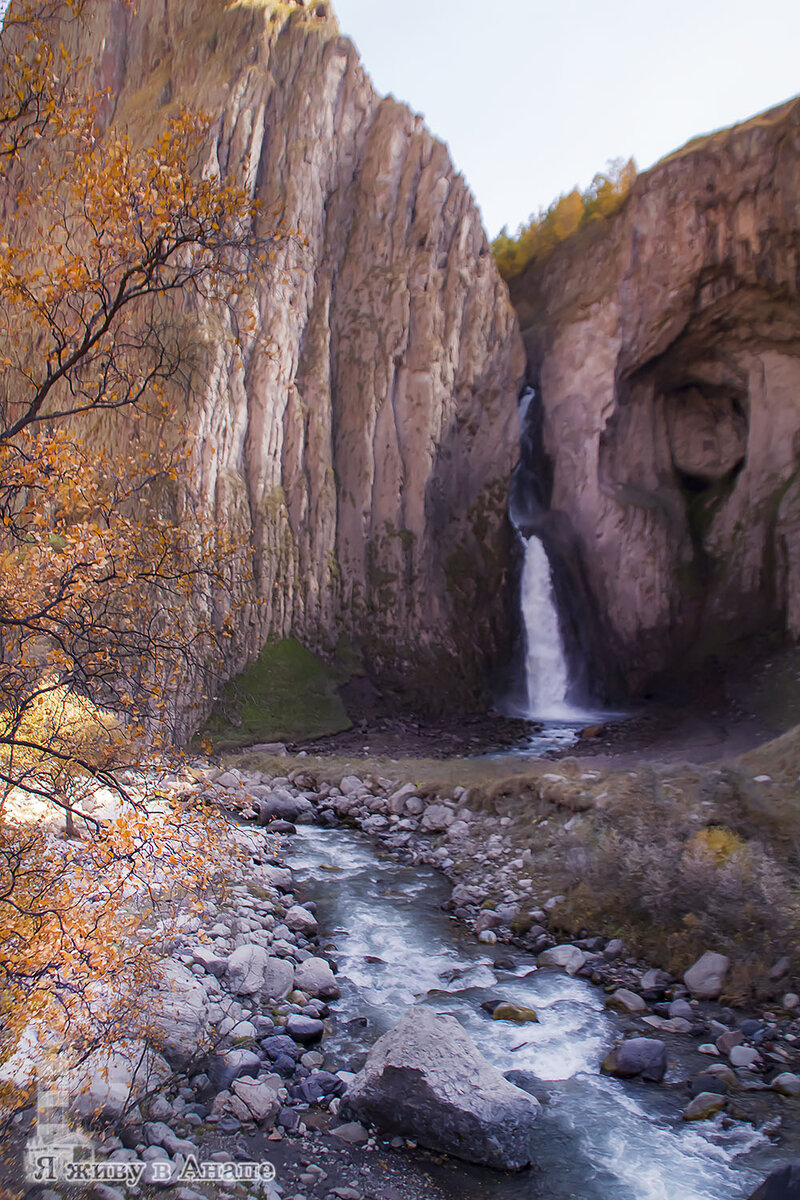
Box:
(333, 0), (800, 239)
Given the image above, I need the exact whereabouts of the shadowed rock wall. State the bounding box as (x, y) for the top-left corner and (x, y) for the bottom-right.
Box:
(510, 98), (800, 695)
(48, 0), (525, 724)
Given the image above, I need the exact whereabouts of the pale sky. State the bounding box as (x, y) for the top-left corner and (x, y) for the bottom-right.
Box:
(333, 0), (800, 239)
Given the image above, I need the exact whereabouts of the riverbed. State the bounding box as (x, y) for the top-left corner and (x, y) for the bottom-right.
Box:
(286, 823), (791, 1200)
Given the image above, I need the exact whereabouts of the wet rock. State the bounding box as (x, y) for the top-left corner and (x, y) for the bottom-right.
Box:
(286, 1015), (325, 1043)
(606, 988), (647, 1014)
(492, 1003), (539, 1024)
(688, 1074), (729, 1098)
(683, 1092), (726, 1121)
(343, 1007), (541, 1170)
(748, 1162), (800, 1199)
(294, 957), (341, 1000)
(284, 905), (319, 935)
(771, 1072), (800, 1096)
(683, 951), (729, 999)
(537, 945), (587, 975)
(255, 790), (315, 825)
(601, 1038), (667, 1083)
(207, 1048), (262, 1092)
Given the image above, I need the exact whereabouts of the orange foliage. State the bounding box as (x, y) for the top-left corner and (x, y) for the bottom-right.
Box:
(0, 0), (279, 1108)
(492, 156), (637, 280)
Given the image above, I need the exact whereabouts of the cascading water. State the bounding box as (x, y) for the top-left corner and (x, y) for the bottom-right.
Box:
(512, 388), (586, 722)
(287, 824), (786, 1200)
(520, 533), (573, 719)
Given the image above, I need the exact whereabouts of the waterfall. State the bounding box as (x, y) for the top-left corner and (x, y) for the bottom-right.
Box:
(512, 387), (583, 720)
(520, 533), (573, 718)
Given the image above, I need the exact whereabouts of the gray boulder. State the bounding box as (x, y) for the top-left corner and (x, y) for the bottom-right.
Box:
(683, 951), (730, 999)
(284, 905), (318, 935)
(293, 956), (340, 999)
(255, 789), (314, 825)
(207, 1048), (262, 1092)
(343, 1007), (541, 1171)
(749, 1163), (800, 1199)
(537, 944), (586, 975)
(601, 1038), (667, 1082)
(226, 946), (294, 999)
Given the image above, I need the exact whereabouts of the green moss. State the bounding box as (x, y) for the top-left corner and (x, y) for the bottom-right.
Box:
(197, 637), (352, 752)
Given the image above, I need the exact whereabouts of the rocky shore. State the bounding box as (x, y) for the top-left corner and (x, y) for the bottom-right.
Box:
(14, 754), (800, 1200)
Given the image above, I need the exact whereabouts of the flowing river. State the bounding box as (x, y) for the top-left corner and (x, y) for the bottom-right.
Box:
(286, 824), (789, 1200)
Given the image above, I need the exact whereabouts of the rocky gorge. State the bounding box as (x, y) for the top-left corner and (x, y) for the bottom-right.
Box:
(5, 0), (800, 1196)
(39, 0), (525, 727)
(509, 97), (800, 700)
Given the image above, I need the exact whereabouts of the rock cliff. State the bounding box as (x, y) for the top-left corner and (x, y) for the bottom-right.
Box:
(55, 0), (525, 722)
(509, 98), (800, 695)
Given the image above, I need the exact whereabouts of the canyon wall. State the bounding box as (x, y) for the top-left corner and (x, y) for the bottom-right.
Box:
(510, 98), (800, 695)
(58, 0), (525, 719)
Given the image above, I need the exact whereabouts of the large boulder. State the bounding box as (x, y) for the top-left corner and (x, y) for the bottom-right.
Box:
(254, 789), (315, 825)
(226, 946), (294, 1000)
(601, 1038), (667, 1083)
(749, 1163), (800, 1200)
(70, 1041), (171, 1123)
(149, 960), (211, 1065)
(683, 951), (730, 1000)
(343, 1007), (541, 1171)
(293, 957), (340, 1000)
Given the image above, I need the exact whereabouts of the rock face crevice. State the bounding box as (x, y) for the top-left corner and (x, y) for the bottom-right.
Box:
(46, 0), (526, 724)
(510, 97), (800, 694)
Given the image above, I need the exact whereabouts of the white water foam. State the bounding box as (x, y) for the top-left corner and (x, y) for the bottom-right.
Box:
(520, 533), (575, 718)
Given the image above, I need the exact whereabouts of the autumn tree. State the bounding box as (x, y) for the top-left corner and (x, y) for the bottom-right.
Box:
(0, 0), (278, 1111)
(492, 156), (637, 279)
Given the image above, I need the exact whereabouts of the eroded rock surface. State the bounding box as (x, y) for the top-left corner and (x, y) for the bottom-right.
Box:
(46, 0), (524, 726)
(342, 1006), (541, 1170)
(510, 97), (800, 693)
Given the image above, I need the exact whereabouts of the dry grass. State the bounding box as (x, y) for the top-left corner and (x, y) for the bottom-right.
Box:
(225, 730), (800, 1002)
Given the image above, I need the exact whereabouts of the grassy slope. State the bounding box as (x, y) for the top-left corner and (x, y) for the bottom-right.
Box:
(198, 638), (352, 753)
